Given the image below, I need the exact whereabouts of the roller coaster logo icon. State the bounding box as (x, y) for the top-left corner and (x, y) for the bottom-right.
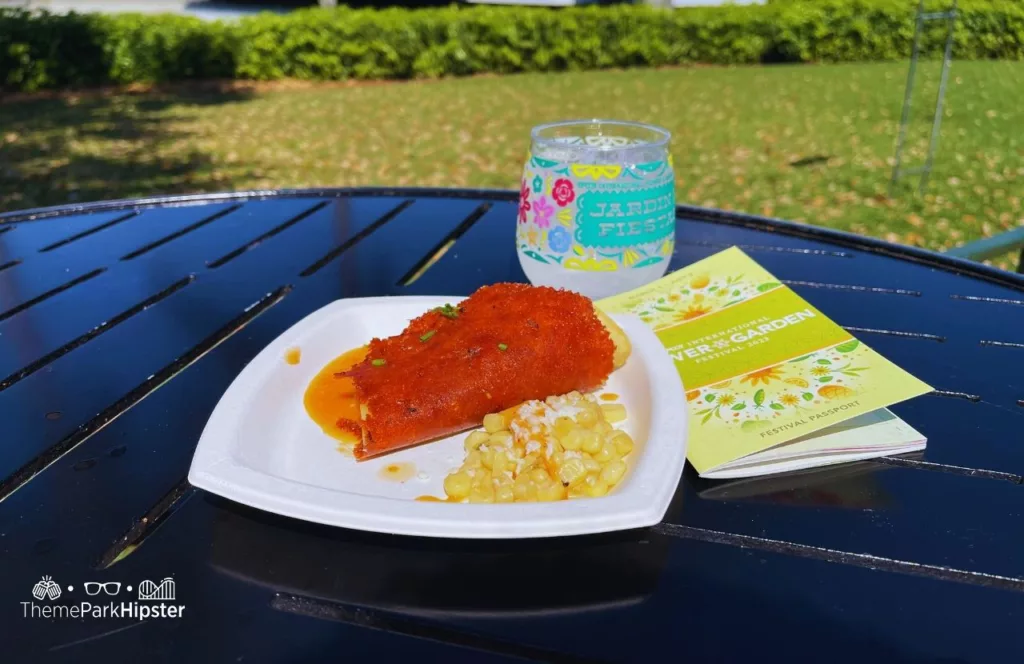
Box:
(138, 577), (176, 601)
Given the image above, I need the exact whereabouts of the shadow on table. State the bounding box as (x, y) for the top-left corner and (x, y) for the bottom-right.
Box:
(0, 87), (257, 212)
(205, 489), (679, 619)
(202, 459), (910, 618)
(200, 468), (948, 662)
(687, 454), (921, 508)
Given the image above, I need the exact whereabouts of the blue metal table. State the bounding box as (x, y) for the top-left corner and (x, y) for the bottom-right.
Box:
(1, 188), (1023, 662)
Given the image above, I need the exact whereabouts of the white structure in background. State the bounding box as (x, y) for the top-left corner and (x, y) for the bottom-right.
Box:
(466, 0), (580, 5)
(465, 0), (764, 5)
(669, 0), (764, 5)
(0, 0), (287, 18)
(4, 0), (768, 10)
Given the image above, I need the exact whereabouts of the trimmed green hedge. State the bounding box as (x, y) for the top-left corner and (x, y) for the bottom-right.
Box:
(2, 1), (1023, 92)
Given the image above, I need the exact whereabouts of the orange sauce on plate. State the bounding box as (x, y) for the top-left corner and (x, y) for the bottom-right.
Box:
(284, 347), (302, 365)
(416, 495), (461, 503)
(303, 345), (368, 446)
(600, 392), (619, 401)
(378, 462), (416, 482)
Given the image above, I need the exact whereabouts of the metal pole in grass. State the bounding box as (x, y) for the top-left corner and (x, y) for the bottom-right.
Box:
(890, 0), (958, 196)
(919, 0), (957, 193)
(889, 0), (923, 196)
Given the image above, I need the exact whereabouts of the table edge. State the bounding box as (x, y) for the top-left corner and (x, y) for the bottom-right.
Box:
(2, 186), (1020, 291)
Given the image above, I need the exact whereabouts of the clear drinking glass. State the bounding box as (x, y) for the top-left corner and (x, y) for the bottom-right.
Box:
(516, 119), (675, 300)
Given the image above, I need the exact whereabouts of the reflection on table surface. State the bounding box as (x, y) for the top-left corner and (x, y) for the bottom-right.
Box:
(207, 454), (905, 620)
(689, 455), (918, 509)
(208, 492), (679, 620)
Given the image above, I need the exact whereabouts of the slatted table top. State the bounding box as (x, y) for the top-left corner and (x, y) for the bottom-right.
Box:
(2, 188), (1023, 662)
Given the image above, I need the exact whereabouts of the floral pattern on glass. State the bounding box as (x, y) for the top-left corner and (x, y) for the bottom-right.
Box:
(551, 178), (575, 207)
(518, 179), (531, 224)
(533, 196), (553, 229)
(517, 153), (674, 271)
(547, 226), (571, 254)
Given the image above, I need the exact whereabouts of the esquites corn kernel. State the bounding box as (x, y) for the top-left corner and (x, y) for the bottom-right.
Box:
(442, 391), (633, 503)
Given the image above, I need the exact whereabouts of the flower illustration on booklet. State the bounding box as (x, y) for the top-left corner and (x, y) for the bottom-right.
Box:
(598, 246), (934, 479)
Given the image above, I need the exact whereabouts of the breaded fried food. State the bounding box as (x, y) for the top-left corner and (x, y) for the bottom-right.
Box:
(338, 283), (630, 460)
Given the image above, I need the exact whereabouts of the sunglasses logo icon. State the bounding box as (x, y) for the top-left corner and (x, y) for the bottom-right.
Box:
(83, 582), (122, 597)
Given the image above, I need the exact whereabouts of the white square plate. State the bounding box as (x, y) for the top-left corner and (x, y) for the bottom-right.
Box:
(188, 296), (688, 538)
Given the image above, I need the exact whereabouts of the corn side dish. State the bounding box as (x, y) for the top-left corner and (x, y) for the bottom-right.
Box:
(442, 391), (633, 503)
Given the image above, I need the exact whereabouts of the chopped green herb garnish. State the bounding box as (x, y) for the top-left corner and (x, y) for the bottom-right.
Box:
(371, 358), (386, 367)
(498, 343), (508, 352)
(433, 303), (461, 319)
(419, 330), (436, 342)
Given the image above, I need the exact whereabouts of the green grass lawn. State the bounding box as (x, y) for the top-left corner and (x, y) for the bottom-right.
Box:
(1, 61), (1022, 268)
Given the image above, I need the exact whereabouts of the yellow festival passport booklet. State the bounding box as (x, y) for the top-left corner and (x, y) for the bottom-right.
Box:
(599, 247), (933, 478)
